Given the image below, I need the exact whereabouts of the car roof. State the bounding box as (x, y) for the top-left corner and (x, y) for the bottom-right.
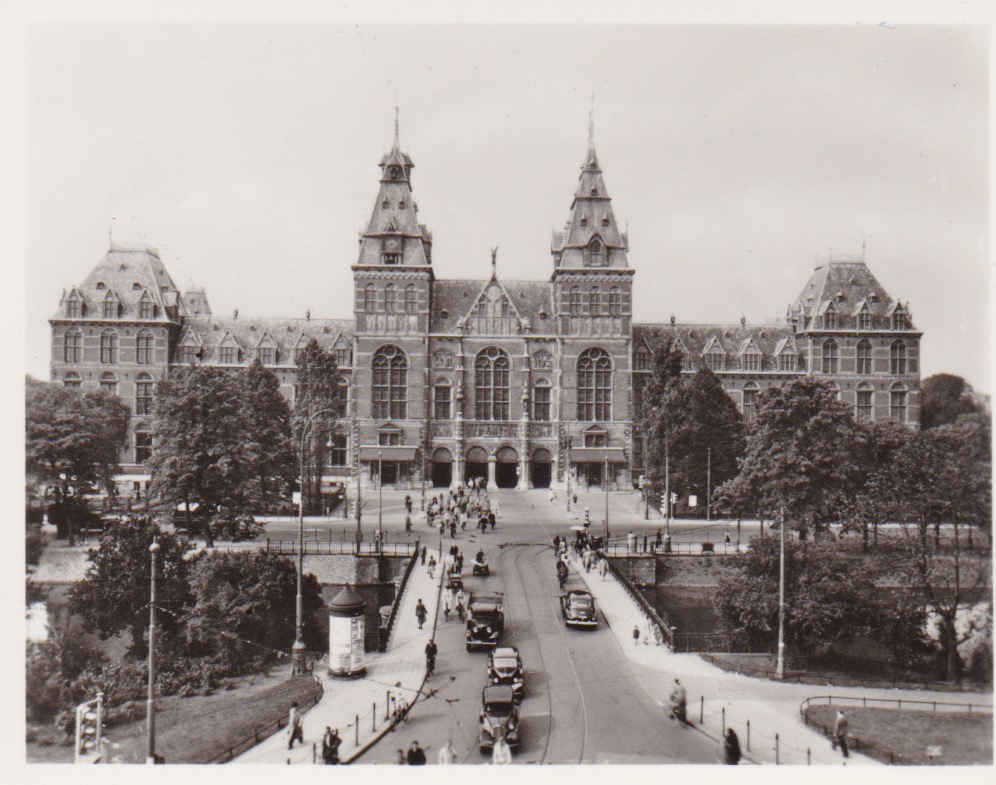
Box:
(492, 647), (518, 658)
(566, 590), (593, 599)
(483, 685), (516, 702)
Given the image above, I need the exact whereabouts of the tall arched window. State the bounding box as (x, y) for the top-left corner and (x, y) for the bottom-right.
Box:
(577, 348), (611, 421)
(135, 428), (152, 464)
(434, 383), (451, 420)
(99, 372), (118, 395)
(475, 347), (510, 421)
(364, 284), (376, 312)
(533, 379), (551, 421)
(64, 330), (82, 363)
(100, 331), (118, 364)
(890, 341), (907, 375)
(372, 345), (407, 420)
(405, 285), (417, 314)
(135, 373), (154, 415)
(585, 237), (605, 266)
(608, 287), (621, 316)
(821, 339), (838, 374)
(890, 383), (907, 423)
(136, 331), (153, 364)
(569, 287), (581, 315)
(856, 339), (872, 375)
(384, 283), (396, 314)
(588, 287), (600, 316)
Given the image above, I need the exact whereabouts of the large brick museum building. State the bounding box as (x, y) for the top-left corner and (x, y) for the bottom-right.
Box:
(49, 128), (922, 495)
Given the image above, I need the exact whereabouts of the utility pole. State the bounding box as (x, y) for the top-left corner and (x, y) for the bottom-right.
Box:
(146, 539), (159, 764)
(706, 447), (711, 521)
(355, 462), (363, 553)
(603, 455), (610, 543)
(776, 505), (786, 680)
(565, 437), (572, 513)
(378, 450), (384, 551)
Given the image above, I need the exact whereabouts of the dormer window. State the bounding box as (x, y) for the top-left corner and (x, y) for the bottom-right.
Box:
(96, 281), (106, 290)
(823, 307), (837, 330)
(601, 216), (610, 226)
(590, 187), (598, 196)
(102, 292), (118, 319)
(584, 237), (605, 267)
(892, 310), (910, 330)
(388, 165), (402, 179)
(705, 350), (725, 372)
(399, 201), (406, 209)
(259, 347), (276, 365)
(219, 346), (238, 364)
(66, 297), (81, 319)
(580, 217), (588, 227)
(383, 253), (401, 265)
(139, 292), (155, 319)
(382, 199), (389, 209)
(858, 309), (872, 330)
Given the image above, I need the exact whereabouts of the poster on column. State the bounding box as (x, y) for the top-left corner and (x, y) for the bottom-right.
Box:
(329, 614), (352, 672)
(350, 616), (365, 671)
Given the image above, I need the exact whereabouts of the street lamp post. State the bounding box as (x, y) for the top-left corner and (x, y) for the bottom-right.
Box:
(706, 447), (712, 522)
(643, 435), (649, 521)
(293, 408), (335, 676)
(776, 505), (786, 680)
(603, 455), (610, 543)
(378, 450), (384, 551)
(664, 436), (671, 537)
(146, 539), (159, 764)
(566, 437), (573, 513)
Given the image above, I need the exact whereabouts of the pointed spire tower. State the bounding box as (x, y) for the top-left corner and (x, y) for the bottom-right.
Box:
(551, 107), (629, 272)
(354, 107), (433, 268)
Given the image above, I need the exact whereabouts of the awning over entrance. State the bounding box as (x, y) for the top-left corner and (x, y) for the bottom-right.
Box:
(570, 447), (627, 463)
(358, 446), (417, 461)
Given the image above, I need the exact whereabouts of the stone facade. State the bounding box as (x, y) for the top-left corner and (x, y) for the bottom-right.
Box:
(49, 128), (922, 496)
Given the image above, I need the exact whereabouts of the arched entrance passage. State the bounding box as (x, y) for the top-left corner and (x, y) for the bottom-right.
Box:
(530, 448), (552, 489)
(495, 446), (519, 489)
(465, 447), (488, 485)
(431, 447), (452, 488)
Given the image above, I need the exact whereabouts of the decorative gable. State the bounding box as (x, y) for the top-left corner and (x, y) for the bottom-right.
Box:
(701, 335), (726, 357)
(463, 280), (524, 335)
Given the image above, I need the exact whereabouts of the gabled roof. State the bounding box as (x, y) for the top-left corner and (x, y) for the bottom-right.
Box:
(431, 279), (553, 333)
(181, 316), (355, 363)
(56, 245), (182, 322)
(789, 259), (896, 320)
(633, 322), (795, 360)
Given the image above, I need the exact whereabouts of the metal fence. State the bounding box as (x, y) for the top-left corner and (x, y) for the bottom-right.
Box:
(263, 540), (419, 557)
(800, 694), (993, 717)
(379, 541), (421, 651)
(601, 541), (746, 556)
(602, 557), (674, 649)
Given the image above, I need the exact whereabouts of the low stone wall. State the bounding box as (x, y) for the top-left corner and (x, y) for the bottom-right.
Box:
(608, 554), (658, 586)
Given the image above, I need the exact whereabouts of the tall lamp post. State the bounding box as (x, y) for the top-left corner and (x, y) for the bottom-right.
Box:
(377, 450), (384, 551)
(565, 437), (573, 513)
(603, 455), (610, 543)
(293, 407), (335, 676)
(776, 505), (786, 680)
(146, 539), (159, 764)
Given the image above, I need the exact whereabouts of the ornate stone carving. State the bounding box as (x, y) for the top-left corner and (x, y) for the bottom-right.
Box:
(465, 421), (518, 438)
(527, 422), (554, 438)
(431, 421), (453, 437)
(432, 349), (455, 369)
(532, 349), (554, 370)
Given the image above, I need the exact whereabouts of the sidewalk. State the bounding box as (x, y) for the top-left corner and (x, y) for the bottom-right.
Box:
(567, 550), (992, 766)
(236, 542), (443, 764)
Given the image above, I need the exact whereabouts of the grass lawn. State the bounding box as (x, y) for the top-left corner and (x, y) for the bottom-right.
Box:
(26, 668), (321, 764)
(804, 705), (993, 765)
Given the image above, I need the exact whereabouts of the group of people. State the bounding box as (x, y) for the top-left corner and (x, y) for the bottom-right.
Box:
(426, 482), (498, 538)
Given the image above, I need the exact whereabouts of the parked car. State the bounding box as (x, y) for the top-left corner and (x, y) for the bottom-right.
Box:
(560, 589), (598, 628)
(487, 646), (524, 701)
(466, 592), (504, 651)
(479, 685), (520, 753)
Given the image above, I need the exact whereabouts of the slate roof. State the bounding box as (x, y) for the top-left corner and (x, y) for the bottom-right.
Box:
(633, 321), (798, 371)
(789, 259), (899, 321)
(177, 316), (355, 365)
(55, 245), (182, 322)
(430, 279), (554, 333)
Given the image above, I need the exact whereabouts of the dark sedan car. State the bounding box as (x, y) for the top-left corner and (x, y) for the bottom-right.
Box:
(560, 589), (598, 628)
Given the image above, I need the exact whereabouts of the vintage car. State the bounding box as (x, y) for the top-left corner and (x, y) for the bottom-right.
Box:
(466, 592), (504, 651)
(487, 646), (524, 700)
(560, 589), (598, 628)
(479, 685), (520, 753)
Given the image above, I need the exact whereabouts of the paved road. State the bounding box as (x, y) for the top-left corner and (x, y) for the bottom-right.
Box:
(359, 491), (718, 764)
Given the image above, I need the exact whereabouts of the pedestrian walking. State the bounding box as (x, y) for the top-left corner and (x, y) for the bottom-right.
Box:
(493, 499), (500, 518)
(287, 702), (303, 749)
(407, 740), (427, 765)
(491, 730), (512, 765)
(627, 531), (635, 553)
(438, 738), (456, 765)
(723, 728), (741, 765)
(599, 557), (608, 581)
(396, 748), (407, 765)
(405, 495), (413, 514)
(832, 710), (850, 758)
(632, 625), (640, 646)
(427, 554), (436, 579)
(415, 599), (427, 630)
(420, 545), (427, 565)
(488, 511), (496, 530)
(549, 488), (556, 503)
(724, 532), (731, 545)
(643, 533), (648, 553)
(655, 529), (663, 551)
(322, 726), (341, 764)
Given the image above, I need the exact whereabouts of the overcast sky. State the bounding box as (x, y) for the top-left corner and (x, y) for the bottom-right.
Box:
(24, 23), (989, 391)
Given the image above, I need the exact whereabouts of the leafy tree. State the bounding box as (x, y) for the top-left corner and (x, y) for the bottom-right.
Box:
(921, 373), (988, 430)
(715, 537), (897, 661)
(244, 359), (297, 509)
(69, 516), (193, 658)
(667, 368), (746, 511)
(25, 377), (130, 540)
(149, 366), (286, 544)
(714, 378), (866, 539)
(294, 339), (342, 514)
(845, 421), (912, 550)
(640, 338), (686, 506)
(182, 551), (324, 671)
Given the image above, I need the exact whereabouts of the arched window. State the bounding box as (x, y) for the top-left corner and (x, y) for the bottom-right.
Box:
(99, 372), (118, 395)
(577, 348), (611, 421)
(569, 286), (581, 316)
(890, 341), (907, 375)
(856, 339), (872, 375)
(475, 347), (510, 421)
(588, 287), (600, 316)
(135, 428), (152, 464)
(135, 373), (154, 415)
(100, 331), (118, 364)
(608, 287), (621, 316)
(743, 382), (759, 423)
(384, 283), (396, 314)
(434, 383), (451, 420)
(585, 236), (605, 266)
(821, 339), (838, 374)
(856, 383), (874, 422)
(364, 284), (376, 312)
(136, 331), (153, 364)
(63, 372), (81, 389)
(405, 285), (417, 314)
(372, 345), (407, 420)
(64, 330), (82, 363)
(533, 379), (551, 421)
(890, 383), (907, 423)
